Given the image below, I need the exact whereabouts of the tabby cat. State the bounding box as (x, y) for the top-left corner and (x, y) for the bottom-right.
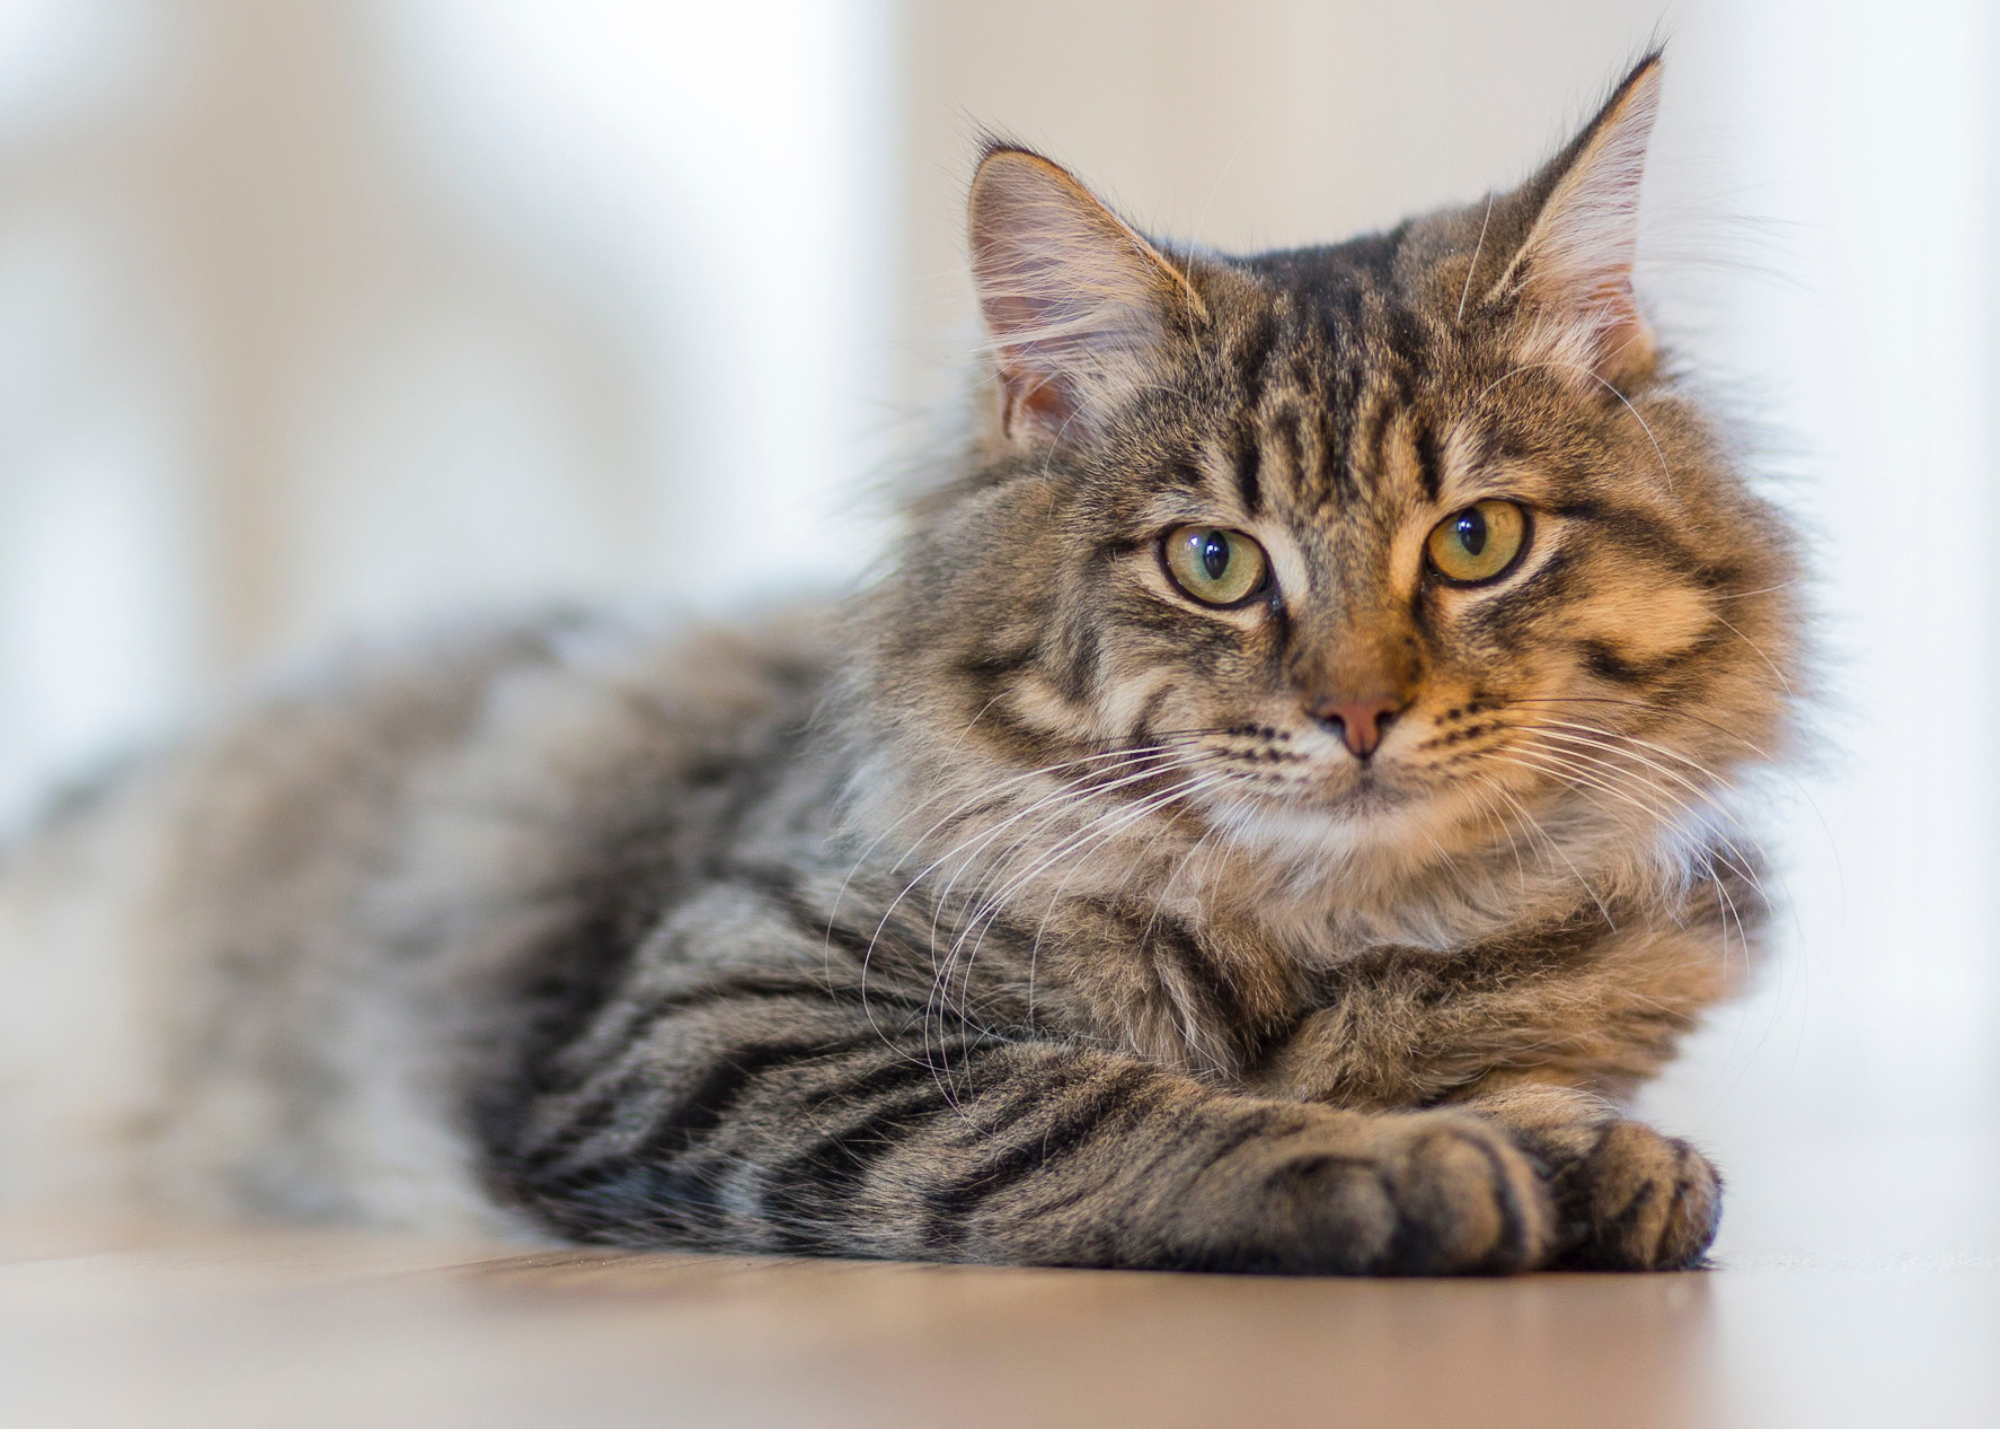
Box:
(0, 54), (1799, 1273)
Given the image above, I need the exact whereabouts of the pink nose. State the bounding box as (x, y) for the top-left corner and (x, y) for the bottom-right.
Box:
(1306, 694), (1404, 758)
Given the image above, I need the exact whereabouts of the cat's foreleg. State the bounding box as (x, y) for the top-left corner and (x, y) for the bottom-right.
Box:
(485, 985), (1560, 1273)
(1452, 1072), (1721, 1271)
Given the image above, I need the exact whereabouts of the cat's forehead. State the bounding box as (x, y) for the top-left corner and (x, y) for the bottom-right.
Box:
(1177, 236), (1469, 520)
(1237, 232), (1413, 340)
(1235, 240), (1467, 403)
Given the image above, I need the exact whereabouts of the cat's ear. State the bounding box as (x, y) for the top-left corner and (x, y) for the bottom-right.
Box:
(1487, 55), (1662, 387)
(968, 146), (1205, 443)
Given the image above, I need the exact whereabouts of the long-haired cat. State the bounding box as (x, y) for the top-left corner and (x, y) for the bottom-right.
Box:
(0, 54), (1798, 1273)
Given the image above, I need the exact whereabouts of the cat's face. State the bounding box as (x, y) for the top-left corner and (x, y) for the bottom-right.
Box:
(872, 58), (1798, 913)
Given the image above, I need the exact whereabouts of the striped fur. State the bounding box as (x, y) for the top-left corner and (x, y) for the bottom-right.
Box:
(0, 56), (1799, 1273)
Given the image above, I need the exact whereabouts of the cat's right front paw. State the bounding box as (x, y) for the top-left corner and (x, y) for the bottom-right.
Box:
(1364, 1109), (1558, 1273)
(1189, 1108), (1557, 1275)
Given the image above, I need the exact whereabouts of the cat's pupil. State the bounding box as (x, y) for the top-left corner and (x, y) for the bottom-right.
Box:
(1455, 510), (1487, 556)
(1201, 533), (1230, 581)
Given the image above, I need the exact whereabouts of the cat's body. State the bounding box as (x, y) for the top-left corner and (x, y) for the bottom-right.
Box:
(0, 57), (1800, 1272)
(0, 610), (836, 1237)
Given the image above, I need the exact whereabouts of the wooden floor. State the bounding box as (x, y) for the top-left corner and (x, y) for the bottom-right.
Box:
(3, 1133), (1994, 1428)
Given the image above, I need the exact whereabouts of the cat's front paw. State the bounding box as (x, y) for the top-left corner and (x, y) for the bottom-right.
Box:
(1548, 1120), (1721, 1270)
(1178, 1106), (1557, 1275)
(1367, 1110), (1560, 1274)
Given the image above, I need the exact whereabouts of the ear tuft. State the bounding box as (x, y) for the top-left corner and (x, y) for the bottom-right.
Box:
(968, 147), (1203, 442)
(1493, 55), (1663, 386)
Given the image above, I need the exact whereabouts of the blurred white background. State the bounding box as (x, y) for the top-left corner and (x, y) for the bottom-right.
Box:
(0, 0), (1992, 1263)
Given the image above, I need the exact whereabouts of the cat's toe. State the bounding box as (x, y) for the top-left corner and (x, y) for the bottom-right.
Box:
(1372, 1111), (1557, 1274)
(1555, 1120), (1721, 1270)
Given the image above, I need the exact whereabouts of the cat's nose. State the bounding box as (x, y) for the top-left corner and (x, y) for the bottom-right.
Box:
(1306, 694), (1404, 758)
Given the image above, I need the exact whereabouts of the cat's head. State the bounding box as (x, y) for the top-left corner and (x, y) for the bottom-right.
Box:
(860, 56), (1801, 942)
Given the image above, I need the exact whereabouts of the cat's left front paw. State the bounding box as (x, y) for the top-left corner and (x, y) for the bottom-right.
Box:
(1549, 1120), (1721, 1270)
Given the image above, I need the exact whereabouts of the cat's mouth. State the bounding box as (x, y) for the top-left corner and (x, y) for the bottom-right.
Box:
(1264, 753), (1417, 815)
(1331, 771), (1404, 813)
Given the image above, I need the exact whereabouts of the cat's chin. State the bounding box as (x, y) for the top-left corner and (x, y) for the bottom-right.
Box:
(1201, 773), (1571, 896)
(1206, 781), (1462, 881)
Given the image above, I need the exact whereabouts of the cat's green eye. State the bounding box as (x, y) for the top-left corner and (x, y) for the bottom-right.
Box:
(1161, 526), (1270, 607)
(1426, 501), (1529, 585)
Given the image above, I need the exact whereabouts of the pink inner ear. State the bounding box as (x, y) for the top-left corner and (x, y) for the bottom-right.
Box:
(973, 275), (1091, 434)
(1586, 284), (1653, 381)
(1507, 60), (1661, 384)
(1006, 366), (1075, 431)
(966, 149), (1194, 442)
